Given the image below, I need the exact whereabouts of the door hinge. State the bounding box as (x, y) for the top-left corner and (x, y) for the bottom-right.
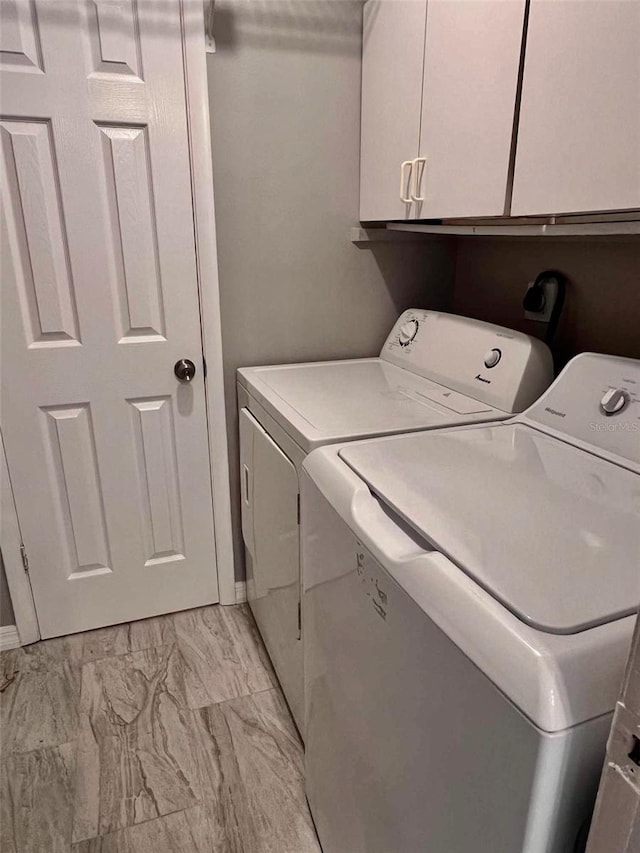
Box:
(19, 544), (29, 573)
(296, 493), (300, 525)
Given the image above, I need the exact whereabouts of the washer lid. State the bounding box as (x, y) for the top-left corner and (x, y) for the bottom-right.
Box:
(340, 424), (640, 634)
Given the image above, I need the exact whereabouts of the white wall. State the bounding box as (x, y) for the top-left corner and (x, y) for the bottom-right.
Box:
(452, 238), (640, 369)
(207, 0), (456, 580)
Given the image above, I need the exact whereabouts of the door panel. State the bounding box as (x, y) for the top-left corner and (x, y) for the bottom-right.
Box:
(417, 0), (525, 218)
(0, 0), (44, 72)
(511, 0), (640, 215)
(129, 396), (185, 565)
(239, 408), (303, 732)
(99, 124), (166, 342)
(1, 119), (80, 347)
(43, 403), (111, 577)
(360, 0), (426, 221)
(1, 0), (219, 637)
(88, 0), (141, 77)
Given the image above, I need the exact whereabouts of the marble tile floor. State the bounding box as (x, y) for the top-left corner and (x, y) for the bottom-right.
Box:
(0, 604), (321, 853)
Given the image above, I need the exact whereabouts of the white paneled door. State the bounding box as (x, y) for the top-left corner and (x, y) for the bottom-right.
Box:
(0, 0), (220, 637)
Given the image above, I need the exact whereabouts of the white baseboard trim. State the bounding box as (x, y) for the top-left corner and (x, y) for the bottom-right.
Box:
(235, 581), (247, 604)
(0, 625), (21, 652)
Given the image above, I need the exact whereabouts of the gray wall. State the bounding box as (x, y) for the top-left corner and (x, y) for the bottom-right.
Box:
(1, 550), (15, 628)
(452, 238), (640, 368)
(207, 1), (455, 579)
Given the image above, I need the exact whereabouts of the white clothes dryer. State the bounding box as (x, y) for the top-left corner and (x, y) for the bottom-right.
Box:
(237, 310), (552, 732)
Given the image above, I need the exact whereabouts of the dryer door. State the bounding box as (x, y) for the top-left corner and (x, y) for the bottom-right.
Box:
(238, 408), (303, 731)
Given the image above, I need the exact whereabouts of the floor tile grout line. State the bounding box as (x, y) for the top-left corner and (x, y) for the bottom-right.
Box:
(0, 736), (79, 762)
(71, 801), (204, 847)
(2, 607), (190, 669)
(1, 637), (171, 672)
(75, 637), (173, 668)
(5, 606), (265, 677)
(189, 683), (279, 713)
(77, 639), (177, 671)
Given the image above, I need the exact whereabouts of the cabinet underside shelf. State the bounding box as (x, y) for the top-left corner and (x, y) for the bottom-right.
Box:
(351, 216), (640, 244)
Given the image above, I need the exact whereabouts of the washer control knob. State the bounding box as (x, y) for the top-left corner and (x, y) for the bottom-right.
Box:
(600, 388), (629, 416)
(483, 348), (502, 369)
(398, 319), (419, 346)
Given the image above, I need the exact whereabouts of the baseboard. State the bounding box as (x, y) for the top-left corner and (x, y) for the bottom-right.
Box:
(235, 581), (247, 604)
(0, 625), (20, 652)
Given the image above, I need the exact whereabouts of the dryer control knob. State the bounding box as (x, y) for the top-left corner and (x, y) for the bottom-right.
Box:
(483, 348), (502, 369)
(398, 319), (419, 346)
(600, 388), (629, 416)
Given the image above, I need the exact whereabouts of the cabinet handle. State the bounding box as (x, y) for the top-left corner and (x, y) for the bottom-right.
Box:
(399, 160), (413, 204)
(242, 464), (250, 506)
(411, 157), (427, 202)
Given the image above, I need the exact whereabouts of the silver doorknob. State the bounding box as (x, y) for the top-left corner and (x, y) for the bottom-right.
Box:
(174, 359), (196, 383)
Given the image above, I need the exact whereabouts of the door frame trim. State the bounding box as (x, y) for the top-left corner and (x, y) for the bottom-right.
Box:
(181, 0), (236, 604)
(1, 432), (40, 645)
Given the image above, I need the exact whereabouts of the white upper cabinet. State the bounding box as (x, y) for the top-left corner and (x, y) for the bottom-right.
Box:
(360, 0), (639, 223)
(417, 0), (525, 219)
(360, 0), (525, 221)
(360, 0), (427, 221)
(511, 0), (640, 216)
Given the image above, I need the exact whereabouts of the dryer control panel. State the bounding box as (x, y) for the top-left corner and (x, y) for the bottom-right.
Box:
(381, 310), (553, 415)
(525, 353), (640, 468)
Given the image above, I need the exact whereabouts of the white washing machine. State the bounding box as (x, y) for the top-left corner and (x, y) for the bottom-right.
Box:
(302, 352), (640, 853)
(237, 310), (552, 732)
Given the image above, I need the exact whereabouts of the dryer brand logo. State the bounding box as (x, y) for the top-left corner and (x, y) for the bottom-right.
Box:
(474, 374), (491, 384)
(544, 407), (567, 418)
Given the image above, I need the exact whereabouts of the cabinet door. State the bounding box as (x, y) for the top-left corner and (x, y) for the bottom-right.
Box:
(512, 0), (640, 216)
(416, 0), (526, 219)
(360, 0), (427, 221)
